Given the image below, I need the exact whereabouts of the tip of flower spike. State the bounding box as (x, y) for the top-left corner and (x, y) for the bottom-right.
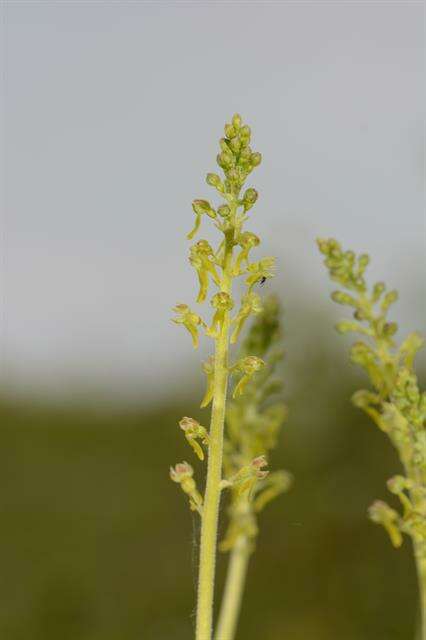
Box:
(317, 237), (337, 254)
(232, 113), (242, 129)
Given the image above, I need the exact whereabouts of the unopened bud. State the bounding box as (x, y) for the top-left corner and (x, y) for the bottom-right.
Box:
(240, 124), (251, 141)
(229, 137), (241, 154)
(206, 173), (221, 187)
(335, 320), (359, 334)
(192, 199), (212, 216)
(331, 291), (357, 306)
(372, 281), (385, 302)
(250, 152), (262, 167)
(358, 253), (370, 269)
(217, 204), (231, 218)
(217, 151), (233, 170)
(224, 124), (237, 139)
(243, 188), (258, 211)
(383, 322), (398, 337)
(232, 113), (242, 129)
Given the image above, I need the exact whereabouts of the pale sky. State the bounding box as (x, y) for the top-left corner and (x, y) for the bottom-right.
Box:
(2, 1), (425, 403)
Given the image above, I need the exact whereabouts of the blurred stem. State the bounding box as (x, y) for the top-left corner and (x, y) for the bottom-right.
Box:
(215, 535), (251, 640)
(195, 220), (235, 640)
(408, 465), (426, 640)
(414, 543), (426, 640)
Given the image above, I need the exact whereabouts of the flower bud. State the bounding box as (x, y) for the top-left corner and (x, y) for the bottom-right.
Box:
(344, 250), (355, 264)
(239, 146), (251, 161)
(317, 237), (339, 255)
(217, 204), (231, 218)
(358, 253), (370, 269)
(250, 152), (262, 167)
(331, 291), (357, 306)
(232, 113), (242, 129)
(227, 168), (239, 183)
(243, 188), (258, 211)
(229, 137), (241, 154)
(219, 138), (230, 153)
(383, 322), (398, 337)
(353, 309), (367, 321)
(382, 290), (398, 310)
(217, 151), (233, 170)
(192, 199), (213, 216)
(335, 320), (360, 334)
(206, 173), (220, 187)
(372, 281), (386, 302)
(240, 124), (251, 142)
(224, 124), (237, 139)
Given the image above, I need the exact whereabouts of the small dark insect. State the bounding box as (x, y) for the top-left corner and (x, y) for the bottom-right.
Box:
(259, 276), (267, 286)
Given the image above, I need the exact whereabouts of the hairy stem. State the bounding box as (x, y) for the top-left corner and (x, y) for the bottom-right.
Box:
(215, 535), (251, 640)
(196, 227), (235, 640)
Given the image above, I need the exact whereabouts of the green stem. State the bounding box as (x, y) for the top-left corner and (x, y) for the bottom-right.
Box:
(407, 465), (426, 640)
(414, 541), (426, 640)
(215, 535), (251, 640)
(195, 229), (234, 640)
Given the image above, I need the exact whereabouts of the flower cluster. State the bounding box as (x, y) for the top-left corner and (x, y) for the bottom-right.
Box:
(171, 115), (279, 517)
(220, 297), (292, 553)
(318, 238), (426, 554)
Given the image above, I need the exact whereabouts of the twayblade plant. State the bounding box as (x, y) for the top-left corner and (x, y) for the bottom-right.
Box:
(318, 238), (426, 639)
(170, 115), (290, 640)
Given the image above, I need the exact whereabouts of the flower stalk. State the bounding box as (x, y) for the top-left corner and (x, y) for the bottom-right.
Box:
(196, 224), (234, 640)
(170, 115), (289, 640)
(215, 520), (251, 640)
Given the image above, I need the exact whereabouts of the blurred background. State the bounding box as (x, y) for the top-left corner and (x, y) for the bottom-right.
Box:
(1, 1), (425, 639)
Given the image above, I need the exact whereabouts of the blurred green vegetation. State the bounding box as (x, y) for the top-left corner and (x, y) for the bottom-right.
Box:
(0, 345), (424, 639)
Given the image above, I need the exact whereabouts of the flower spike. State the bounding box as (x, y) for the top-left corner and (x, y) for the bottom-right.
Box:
(319, 237), (425, 616)
(170, 116), (288, 640)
